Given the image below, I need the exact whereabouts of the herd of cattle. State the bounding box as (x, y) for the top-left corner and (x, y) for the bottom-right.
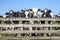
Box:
(1, 8), (60, 18)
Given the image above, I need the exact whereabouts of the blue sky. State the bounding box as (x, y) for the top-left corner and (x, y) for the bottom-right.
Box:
(0, 0), (60, 15)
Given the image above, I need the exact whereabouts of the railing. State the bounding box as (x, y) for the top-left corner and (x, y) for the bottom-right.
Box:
(0, 24), (60, 27)
(0, 18), (60, 21)
(0, 36), (57, 40)
(1, 36), (60, 40)
(2, 36), (59, 39)
(0, 30), (60, 34)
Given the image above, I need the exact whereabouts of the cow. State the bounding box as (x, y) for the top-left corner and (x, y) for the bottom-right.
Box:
(32, 8), (40, 18)
(28, 9), (34, 18)
(41, 9), (53, 18)
(55, 13), (60, 18)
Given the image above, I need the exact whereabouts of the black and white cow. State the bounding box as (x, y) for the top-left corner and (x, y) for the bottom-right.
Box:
(32, 8), (40, 18)
(13, 11), (20, 17)
(24, 9), (29, 18)
(9, 10), (14, 17)
(20, 10), (26, 18)
(41, 9), (53, 18)
(28, 9), (34, 18)
(55, 13), (60, 18)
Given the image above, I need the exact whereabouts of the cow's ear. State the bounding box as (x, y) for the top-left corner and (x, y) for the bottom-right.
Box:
(9, 10), (14, 13)
(41, 10), (44, 12)
(38, 9), (41, 11)
(49, 10), (52, 12)
(21, 10), (25, 12)
(29, 9), (32, 11)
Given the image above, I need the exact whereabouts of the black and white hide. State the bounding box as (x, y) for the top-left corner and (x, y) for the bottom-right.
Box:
(5, 12), (10, 17)
(25, 10), (29, 18)
(55, 13), (60, 18)
(5, 12), (9, 15)
(9, 10), (14, 17)
(38, 9), (42, 18)
(20, 10), (26, 18)
(41, 9), (53, 18)
(9, 10), (21, 17)
(55, 15), (58, 18)
(28, 9), (34, 18)
(32, 8), (40, 18)
(20, 12), (26, 18)
(13, 11), (20, 17)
